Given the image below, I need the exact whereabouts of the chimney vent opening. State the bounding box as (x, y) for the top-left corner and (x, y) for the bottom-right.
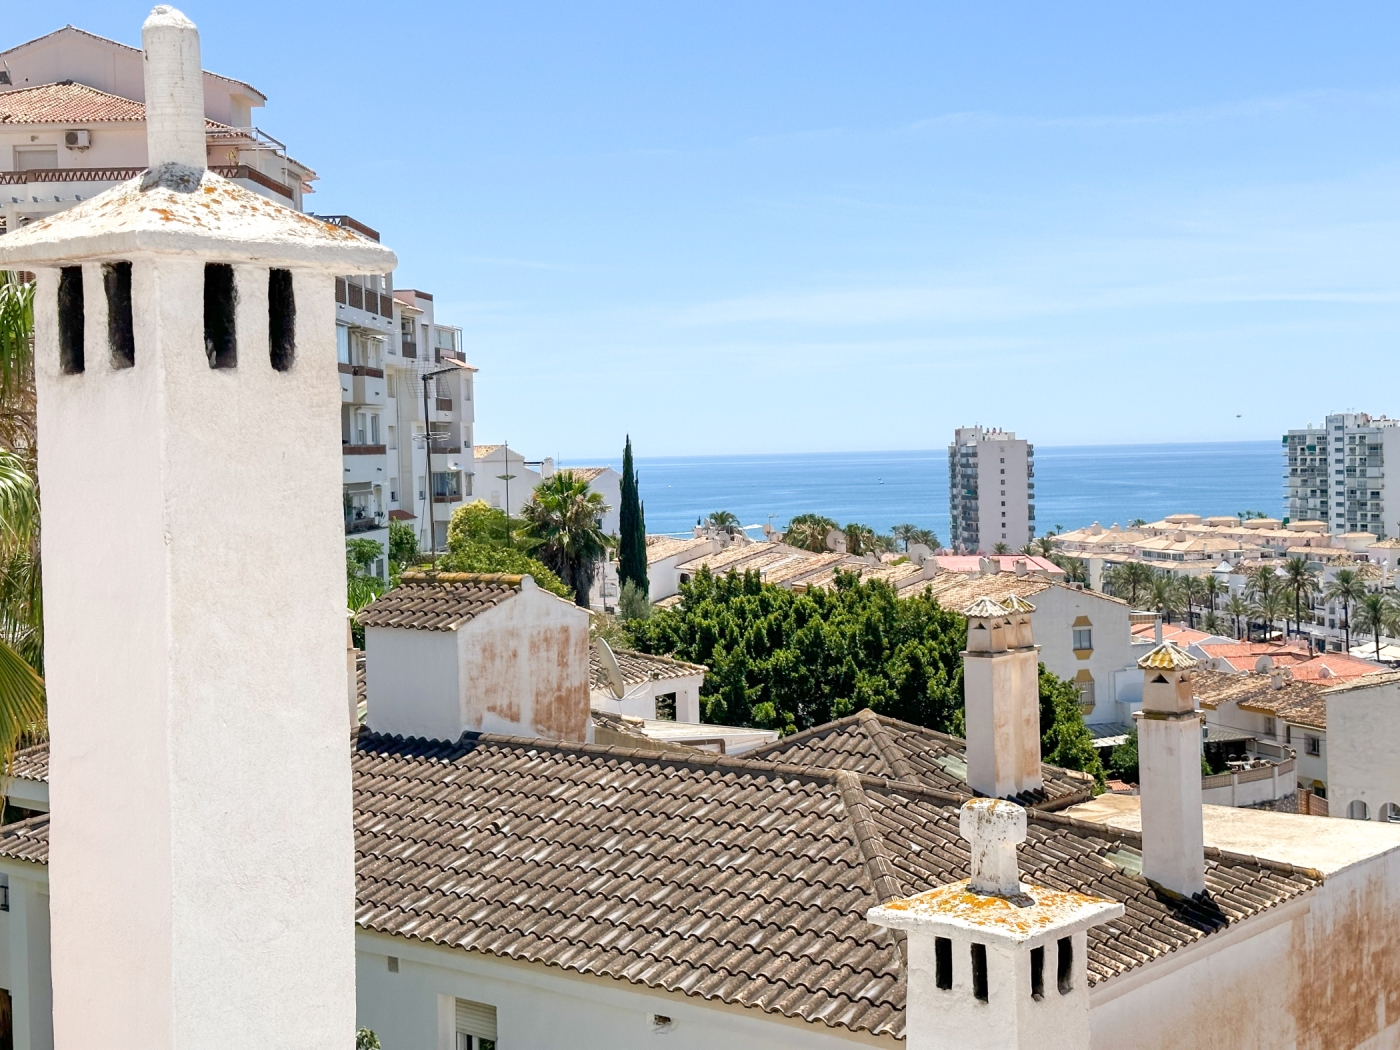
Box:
(1030, 944), (1045, 1000)
(1056, 936), (1074, 995)
(203, 263), (237, 369)
(935, 936), (953, 990)
(971, 942), (989, 1002)
(58, 266), (84, 374)
(268, 268), (295, 371)
(104, 262), (134, 369)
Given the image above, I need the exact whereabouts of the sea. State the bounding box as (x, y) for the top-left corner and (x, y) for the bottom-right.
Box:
(572, 441), (1285, 543)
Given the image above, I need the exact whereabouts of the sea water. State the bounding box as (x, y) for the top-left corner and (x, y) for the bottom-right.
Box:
(567, 441), (1284, 543)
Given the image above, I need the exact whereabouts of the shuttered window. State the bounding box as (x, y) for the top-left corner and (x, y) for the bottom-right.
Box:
(455, 998), (496, 1050)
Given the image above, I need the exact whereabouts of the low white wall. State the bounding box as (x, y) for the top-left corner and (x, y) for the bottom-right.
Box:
(1200, 761), (1296, 808)
(1328, 679), (1400, 822)
(355, 931), (894, 1050)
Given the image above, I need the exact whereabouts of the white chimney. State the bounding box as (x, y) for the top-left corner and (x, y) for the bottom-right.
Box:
(961, 596), (1043, 799)
(361, 571), (591, 741)
(0, 9), (399, 1046)
(867, 799), (1123, 1050)
(1135, 641), (1206, 896)
(1014, 557), (1028, 577)
(142, 6), (207, 171)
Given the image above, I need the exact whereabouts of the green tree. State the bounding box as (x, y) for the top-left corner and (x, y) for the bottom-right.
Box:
(387, 518), (419, 571)
(446, 499), (515, 549)
(1203, 610), (1222, 635)
(1037, 665), (1106, 787)
(908, 527), (939, 550)
(436, 541), (571, 598)
(783, 513), (838, 552)
(617, 436), (648, 596)
(1324, 568), (1367, 652)
(844, 522), (877, 555)
(618, 578), (652, 622)
(1148, 572), (1183, 623)
(1224, 594), (1249, 640)
(892, 524), (919, 552)
(991, 542), (1011, 554)
(1352, 592), (1400, 662)
(356, 1029), (381, 1050)
(1109, 727), (1139, 782)
(1179, 574), (1204, 628)
(521, 470), (611, 607)
(1201, 574), (1224, 618)
(1105, 561), (1153, 608)
(1281, 556), (1320, 638)
(1250, 590), (1288, 644)
(1035, 535), (1056, 558)
(1050, 553), (1088, 583)
(706, 510), (741, 535)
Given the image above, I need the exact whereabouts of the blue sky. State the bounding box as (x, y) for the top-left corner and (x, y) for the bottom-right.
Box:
(11, 3), (1400, 460)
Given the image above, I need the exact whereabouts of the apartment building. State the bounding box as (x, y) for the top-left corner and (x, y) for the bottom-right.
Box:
(0, 24), (475, 570)
(947, 426), (1035, 552)
(1285, 412), (1400, 538)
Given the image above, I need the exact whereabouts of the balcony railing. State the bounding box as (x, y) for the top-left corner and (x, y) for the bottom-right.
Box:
(345, 516), (384, 535)
(343, 443), (387, 456)
(401, 340), (417, 359)
(0, 164), (293, 199)
(433, 492), (463, 504)
(436, 397), (454, 411)
(434, 348), (467, 364)
(428, 442), (459, 454)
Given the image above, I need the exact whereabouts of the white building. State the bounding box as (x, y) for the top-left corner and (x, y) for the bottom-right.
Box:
(1323, 671), (1400, 822)
(0, 23), (475, 571)
(1285, 412), (1400, 537)
(472, 444), (542, 516)
(948, 426), (1035, 552)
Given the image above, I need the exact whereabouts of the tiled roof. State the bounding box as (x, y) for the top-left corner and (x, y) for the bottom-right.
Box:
(352, 732), (1318, 1037)
(0, 815), (48, 865)
(567, 466), (610, 482)
(2, 730), (1323, 1036)
(0, 81), (226, 128)
(472, 444), (504, 458)
(589, 646), (706, 691)
(1192, 669), (1328, 729)
(930, 555), (1064, 575)
(1138, 641), (1197, 670)
(1132, 622), (1214, 646)
(357, 572), (523, 632)
(9, 741), (48, 782)
(1288, 653), (1386, 683)
(894, 570), (1052, 607)
(746, 709), (1094, 810)
(645, 535), (713, 565)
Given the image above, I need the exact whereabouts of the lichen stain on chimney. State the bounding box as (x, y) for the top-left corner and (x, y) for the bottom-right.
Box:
(1291, 869), (1400, 1050)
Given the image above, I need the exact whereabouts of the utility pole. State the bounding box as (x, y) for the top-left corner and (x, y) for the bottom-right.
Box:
(496, 439), (518, 548)
(420, 363), (461, 567)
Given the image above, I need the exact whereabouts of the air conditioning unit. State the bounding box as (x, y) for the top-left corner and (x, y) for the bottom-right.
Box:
(64, 129), (91, 150)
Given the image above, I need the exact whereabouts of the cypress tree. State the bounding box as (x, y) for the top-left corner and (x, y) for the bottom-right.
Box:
(618, 435), (649, 595)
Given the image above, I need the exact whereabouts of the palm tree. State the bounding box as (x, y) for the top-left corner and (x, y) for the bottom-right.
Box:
(891, 524), (918, 552)
(1224, 595), (1249, 640)
(1050, 553), (1087, 583)
(1250, 590), (1288, 644)
(1203, 611), (1222, 635)
(1324, 569), (1367, 653)
(909, 527), (939, 550)
(1352, 592), (1400, 663)
(520, 470), (611, 607)
(784, 513), (837, 552)
(706, 510), (741, 535)
(844, 522), (877, 555)
(1105, 561), (1153, 608)
(1244, 564), (1277, 603)
(1281, 556), (1320, 639)
(1035, 535), (1055, 558)
(992, 541), (1011, 555)
(1180, 575), (1204, 629)
(1201, 575), (1224, 621)
(1149, 573), (1183, 624)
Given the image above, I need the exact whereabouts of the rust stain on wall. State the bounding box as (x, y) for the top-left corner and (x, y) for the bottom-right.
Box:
(528, 625), (588, 741)
(476, 634), (520, 724)
(1291, 868), (1400, 1050)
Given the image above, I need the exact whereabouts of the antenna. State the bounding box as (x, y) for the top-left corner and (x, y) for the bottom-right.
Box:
(595, 638), (626, 699)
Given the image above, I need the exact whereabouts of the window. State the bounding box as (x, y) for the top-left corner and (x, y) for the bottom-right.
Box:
(370, 415), (380, 445)
(1264, 717), (1276, 737)
(58, 266), (84, 374)
(203, 263), (237, 368)
(1305, 735), (1321, 757)
(336, 325), (351, 364)
(15, 147), (57, 171)
(935, 937), (952, 990)
(1072, 627), (1092, 651)
(970, 942), (988, 1002)
(455, 998), (496, 1050)
(417, 475), (426, 501)
(104, 261), (134, 368)
(268, 268), (295, 371)
(1381, 803), (1400, 823)
(655, 693), (676, 721)
(1347, 800), (1369, 820)
(387, 425), (396, 451)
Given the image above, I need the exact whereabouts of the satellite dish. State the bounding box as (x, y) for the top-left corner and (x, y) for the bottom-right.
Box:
(595, 638), (626, 699)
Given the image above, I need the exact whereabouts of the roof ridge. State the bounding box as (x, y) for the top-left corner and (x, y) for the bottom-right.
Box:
(833, 771), (907, 904)
(856, 709), (917, 781)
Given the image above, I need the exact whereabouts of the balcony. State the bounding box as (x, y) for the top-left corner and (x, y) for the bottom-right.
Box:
(436, 397), (454, 411)
(432, 493), (463, 504)
(345, 515), (385, 535)
(401, 340), (418, 359)
(434, 348), (467, 364)
(343, 443), (387, 456)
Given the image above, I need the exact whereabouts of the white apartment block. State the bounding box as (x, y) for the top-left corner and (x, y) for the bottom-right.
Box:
(947, 426), (1035, 552)
(0, 25), (476, 571)
(1285, 412), (1400, 538)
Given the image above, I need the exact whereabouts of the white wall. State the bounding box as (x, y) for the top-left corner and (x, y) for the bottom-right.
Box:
(1089, 843), (1400, 1049)
(355, 931), (895, 1050)
(1328, 679), (1400, 821)
(1029, 587), (1138, 725)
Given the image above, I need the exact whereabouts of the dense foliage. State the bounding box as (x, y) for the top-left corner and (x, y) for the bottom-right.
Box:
(520, 471), (610, 607)
(439, 500), (571, 599)
(617, 436), (648, 596)
(630, 568), (1105, 783)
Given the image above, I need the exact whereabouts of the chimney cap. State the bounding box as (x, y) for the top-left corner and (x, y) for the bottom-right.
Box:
(1002, 593), (1036, 614)
(963, 595), (1009, 619)
(960, 799), (1026, 897)
(1137, 640), (1197, 671)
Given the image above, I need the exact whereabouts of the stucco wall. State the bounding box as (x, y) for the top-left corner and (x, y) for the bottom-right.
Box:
(1328, 680), (1400, 821)
(354, 932), (895, 1050)
(1030, 586), (1137, 725)
(1090, 846), (1400, 1050)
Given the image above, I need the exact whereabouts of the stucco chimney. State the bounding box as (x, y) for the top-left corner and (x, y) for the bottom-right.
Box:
(1135, 641), (1205, 896)
(142, 6), (207, 171)
(0, 7), (401, 1044)
(867, 799), (1123, 1050)
(1014, 558), (1028, 577)
(962, 597), (1043, 799)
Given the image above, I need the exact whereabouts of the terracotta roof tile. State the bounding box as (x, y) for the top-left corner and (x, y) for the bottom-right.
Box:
(0, 80), (227, 128)
(357, 572), (523, 631)
(0, 815), (48, 865)
(589, 647), (706, 691)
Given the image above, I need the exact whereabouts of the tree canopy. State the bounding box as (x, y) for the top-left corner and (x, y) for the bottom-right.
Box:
(440, 500), (571, 599)
(617, 436), (648, 596)
(630, 567), (1104, 783)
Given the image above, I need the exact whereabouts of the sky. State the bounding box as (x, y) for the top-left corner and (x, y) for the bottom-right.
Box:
(9, 3), (1400, 459)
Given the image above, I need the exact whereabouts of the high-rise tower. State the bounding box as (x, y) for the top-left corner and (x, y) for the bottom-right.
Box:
(0, 7), (396, 1047)
(948, 426), (1035, 552)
